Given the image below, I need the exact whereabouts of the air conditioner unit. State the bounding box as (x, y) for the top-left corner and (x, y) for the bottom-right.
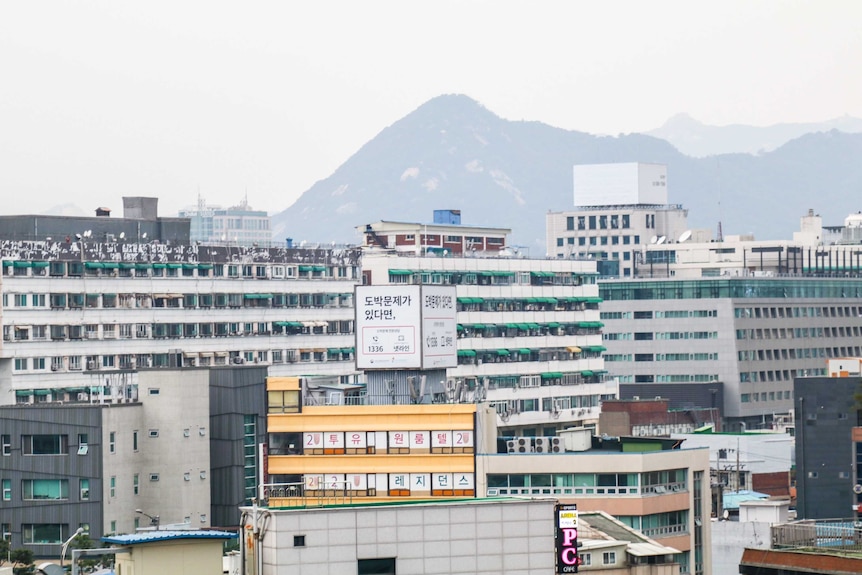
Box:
(51, 365), (59, 371)
(87, 361), (97, 370)
(550, 437), (562, 453)
(77, 393), (88, 401)
(232, 357), (245, 364)
(506, 440), (517, 454)
(534, 437), (548, 453)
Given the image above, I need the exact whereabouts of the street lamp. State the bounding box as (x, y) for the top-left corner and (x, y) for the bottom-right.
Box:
(135, 509), (160, 530)
(60, 526), (85, 567)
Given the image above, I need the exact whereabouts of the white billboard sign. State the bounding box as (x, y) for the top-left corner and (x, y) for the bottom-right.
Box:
(355, 284), (457, 369)
(420, 285), (458, 368)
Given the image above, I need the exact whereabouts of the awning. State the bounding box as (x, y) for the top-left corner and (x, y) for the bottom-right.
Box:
(515, 348), (532, 355)
(457, 324), (464, 331)
(33, 389), (51, 396)
(15, 390), (31, 396)
(457, 297), (484, 304)
(1, 261), (11, 267)
(119, 262), (135, 269)
(578, 321), (604, 329)
(135, 263), (151, 269)
(273, 321), (291, 327)
(527, 323), (540, 329)
(166, 263), (182, 269)
(327, 348), (342, 355)
(585, 297), (603, 303)
(496, 349), (510, 356)
(312, 265), (326, 272)
(583, 345), (607, 352)
(492, 271), (515, 277)
(244, 293), (274, 299)
(32, 261), (50, 268)
(581, 370), (595, 377)
(152, 263), (167, 269)
(198, 264), (214, 270)
(102, 262), (119, 269)
(546, 322), (561, 328)
(13, 261), (32, 268)
(388, 269), (413, 275)
(566, 346), (582, 353)
(298, 265), (313, 272)
(541, 372), (563, 379)
(84, 262), (104, 269)
(341, 347), (355, 354)
(457, 350), (476, 357)
(470, 324), (486, 330)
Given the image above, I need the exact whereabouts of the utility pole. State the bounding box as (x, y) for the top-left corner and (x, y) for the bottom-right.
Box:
(736, 437), (741, 491)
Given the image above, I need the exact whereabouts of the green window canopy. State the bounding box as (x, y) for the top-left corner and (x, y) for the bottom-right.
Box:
(119, 262), (135, 269)
(32, 261), (50, 268)
(166, 263), (183, 269)
(457, 350), (476, 357)
(84, 262), (104, 269)
(541, 372), (563, 379)
(388, 269), (414, 276)
(198, 263), (214, 270)
(102, 262), (119, 269)
(583, 345), (607, 353)
(152, 263), (167, 269)
(495, 349), (510, 356)
(244, 293), (274, 299)
(13, 261), (32, 268)
(581, 370), (595, 377)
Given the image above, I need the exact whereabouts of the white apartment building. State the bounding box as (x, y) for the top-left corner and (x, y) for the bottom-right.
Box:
(360, 248), (616, 435)
(0, 239), (361, 404)
(546, 163), (689, 278)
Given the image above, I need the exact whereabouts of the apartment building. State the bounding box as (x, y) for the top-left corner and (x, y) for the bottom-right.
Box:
(598, 277), (862, 430)
(0, 367), (266, 555)
(0, 237), (361, 404)
(359, 247), (615, 435)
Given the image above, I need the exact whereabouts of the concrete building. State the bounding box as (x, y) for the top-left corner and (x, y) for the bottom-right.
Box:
(178, 195), (272, 248)
(794, 370), (862, 520)
(0, 367), (266, 555)
(359, 211), (509, 256)
(546, 163), (690, 278)
(0, 233), (361, 405)
(359, 247), (615, 435)
(599, 398), (722, 437)
(100, 530), (236, 575)
(599, 277), (862, 429)
(739, 520), (862, 574)
(478, 428), (711, 575)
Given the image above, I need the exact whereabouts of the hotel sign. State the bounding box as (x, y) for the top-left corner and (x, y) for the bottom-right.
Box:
(555, 503), (579, 573)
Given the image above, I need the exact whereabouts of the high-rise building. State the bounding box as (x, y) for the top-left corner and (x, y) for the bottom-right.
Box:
(179, 195), (272, 247)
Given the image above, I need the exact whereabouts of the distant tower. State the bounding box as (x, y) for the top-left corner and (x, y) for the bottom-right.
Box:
(717, 220), (724, 242)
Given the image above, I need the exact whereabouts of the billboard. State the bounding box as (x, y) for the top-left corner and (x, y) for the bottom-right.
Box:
(573, 162), (667, 206)
(555, 503), (579, 573)
(355, 285), (457, 369)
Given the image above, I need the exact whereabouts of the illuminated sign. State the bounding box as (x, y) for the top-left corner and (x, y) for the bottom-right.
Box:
(555, 503), (579, 573)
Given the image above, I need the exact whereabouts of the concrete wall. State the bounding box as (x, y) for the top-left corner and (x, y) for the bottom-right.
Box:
(711, 520), (771, 575)
(261, 499), (556, 575)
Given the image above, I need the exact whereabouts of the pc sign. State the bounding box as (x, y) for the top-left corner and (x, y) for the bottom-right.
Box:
(555, 503), (579, 573)
(356, 285), (457, 369)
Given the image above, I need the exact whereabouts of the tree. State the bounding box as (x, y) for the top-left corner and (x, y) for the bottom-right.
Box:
(10, 548), (34, 575)
(0, 538), (10, 564)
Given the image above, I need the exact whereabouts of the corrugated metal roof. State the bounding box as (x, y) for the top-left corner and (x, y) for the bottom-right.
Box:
(101, 530), (236, 545)
(723, 489), (769, 510)
(627, 541), (681, 557)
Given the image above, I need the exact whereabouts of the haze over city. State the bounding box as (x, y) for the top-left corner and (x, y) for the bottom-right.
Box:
(2, 0), (861, 218)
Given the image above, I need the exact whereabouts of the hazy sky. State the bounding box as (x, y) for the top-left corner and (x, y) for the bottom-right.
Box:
(2, 1), (860, 217)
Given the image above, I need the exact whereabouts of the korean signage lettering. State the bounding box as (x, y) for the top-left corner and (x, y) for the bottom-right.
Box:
(355, 285), (457, 369)
(555, 503), (579, 573)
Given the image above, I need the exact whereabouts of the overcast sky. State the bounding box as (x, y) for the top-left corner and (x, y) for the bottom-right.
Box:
(1, 0), (860, 217)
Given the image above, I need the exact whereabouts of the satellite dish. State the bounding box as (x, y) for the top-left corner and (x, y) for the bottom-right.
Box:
(678, 230), (692, 243)
(649, 235), (658, 244)
(119, 232), (125, 240)
(656, 236), (667, 245)
(722, 509), (729, 520)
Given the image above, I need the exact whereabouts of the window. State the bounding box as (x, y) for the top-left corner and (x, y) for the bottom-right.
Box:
(294, 535), (306, 547)
(23, 479), (69, 500)
(149, 473), (160, 482)
(110, 476), (116, 497)
(1, 434), (10, 456)
(133, 431), (138, 452)
(23, 524), (66, 544)
(109, 432), (116, 453)
(148, 429), (159, 438)
(22, 434), (68, 455)
(80, 479), (89, 500)
(358, 558), (396, 575)
(2, 479), (10, 501)
(579, 553), (591, 566)
(133, 474), (139, 495)
(603, 551), (616, 565)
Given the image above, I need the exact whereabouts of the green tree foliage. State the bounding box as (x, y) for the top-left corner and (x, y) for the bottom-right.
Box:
(10, 548), (35, 575)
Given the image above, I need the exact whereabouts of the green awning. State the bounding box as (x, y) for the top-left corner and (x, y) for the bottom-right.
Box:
(298, 265), (313, 272)
(33, 389), (51, 396)
(118, 262), (135, 269)
(527, 323), (540, 329)
(327, 348), (342, 354)
(102, 262), (119, 269)
(32, 261), (50, 268)
(182, 263), (197, 270)
(388, 269), (413, 276)
(578, 321), (604, 328)
(457, 350), (477, 357)
(524, 297), (539, 303)
(1, 261), (11, 267)
(135, 263), (151, 269)
(546, 322), (560, 328)
(585, 297), (604, 303)
(541, 372), (563, 379)
(583, 345), (607, 352)
(84, 262), (104, 269)
(477, 271), (494, 276)
(496, 349), (510, 355)
(198, 263), (214, 270)
(581, 370), (595, 377)
(273, 321), (291, 327)
(244, 293), (274, 299)
(492, 271), (515, 276)
(457, 324), (464, 331)
(166, 263), (182, 269)
(13, 261), (32, 268)
(470, 324), (486, 330)
(15, 390), (31, 396)
(516, 323), (530, 330)
(504, 323), (518, 329)
(66, 387), (85, 393)
(515, 349), (532, 355)
(342, 347), (355, 354)
(312, 265), (327, 272)
(152, 263), (167, 269)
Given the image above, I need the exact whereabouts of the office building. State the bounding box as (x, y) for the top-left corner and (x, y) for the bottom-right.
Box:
(178, 195), (272, 248)
(599, 277), (862, 429)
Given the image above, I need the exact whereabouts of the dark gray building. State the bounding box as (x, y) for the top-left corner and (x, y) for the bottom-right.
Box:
(794, 375), (862, 520)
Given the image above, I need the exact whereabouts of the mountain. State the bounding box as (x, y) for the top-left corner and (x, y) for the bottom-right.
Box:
(272, 94), (862, 250)
(647, 112), (862, 157)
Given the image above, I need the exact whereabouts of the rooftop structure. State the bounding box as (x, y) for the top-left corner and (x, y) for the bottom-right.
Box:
(178, 195), (272, 248)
